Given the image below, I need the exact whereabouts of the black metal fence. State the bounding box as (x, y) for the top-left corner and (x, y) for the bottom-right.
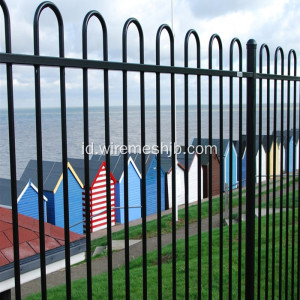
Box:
(0, 0), (299, 299)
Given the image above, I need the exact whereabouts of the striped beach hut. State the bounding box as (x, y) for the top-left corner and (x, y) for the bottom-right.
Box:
(177, 151), (203, 203)
(102, 154), (141, 224)
(131, 153), (165, 216)
(191, 138), (220, 198)
(233, 136), (247, 187)
(20, 160), (84, 234)
(69, 157), (116, 233)
(161, 152), (185, 209)
(0, 178), (47, 221)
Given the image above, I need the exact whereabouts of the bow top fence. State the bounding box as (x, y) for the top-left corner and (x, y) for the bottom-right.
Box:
(0, 0), (299, 299)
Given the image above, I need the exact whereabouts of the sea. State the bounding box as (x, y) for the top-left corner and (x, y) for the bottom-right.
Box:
(0, 105), (296, 179)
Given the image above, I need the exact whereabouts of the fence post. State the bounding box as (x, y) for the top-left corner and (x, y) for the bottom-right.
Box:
(246, 39), (257, 300)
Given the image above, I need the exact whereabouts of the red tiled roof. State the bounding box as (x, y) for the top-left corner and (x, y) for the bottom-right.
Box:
(0, 207), (84, 267)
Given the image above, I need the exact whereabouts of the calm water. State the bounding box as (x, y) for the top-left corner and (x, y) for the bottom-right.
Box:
(0, 105), (296, 179)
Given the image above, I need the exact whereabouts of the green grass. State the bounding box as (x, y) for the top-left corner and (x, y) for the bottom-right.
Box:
(26, 208), (299, 299)
(90, 176), (298, 254)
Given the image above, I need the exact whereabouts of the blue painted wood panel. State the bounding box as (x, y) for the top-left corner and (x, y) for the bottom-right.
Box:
(146, 156), (165, 216)
(46, 169), (83, 234)
(18, 183), (47, 221)
(285, 136), (294, 173)
(224, 144), (238, 190)
(115, 162), (141, 224)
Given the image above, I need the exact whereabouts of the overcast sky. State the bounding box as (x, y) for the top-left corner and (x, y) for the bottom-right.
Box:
(0, 0), (299, 108)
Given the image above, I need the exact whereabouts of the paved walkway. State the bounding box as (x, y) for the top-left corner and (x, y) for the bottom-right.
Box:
(18, 213), (220, 298)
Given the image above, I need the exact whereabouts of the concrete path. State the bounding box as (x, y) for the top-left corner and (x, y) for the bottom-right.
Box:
(18, 214), (220, 299)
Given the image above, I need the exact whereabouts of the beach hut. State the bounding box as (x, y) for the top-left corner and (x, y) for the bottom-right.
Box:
(284, 130), (295, 174)
(92, 154), (141, 224)
(233, 136), (247, 187)
(198, 138), (238, 191)
(160, 152), (185, 209)
(131, 153), (165, 216)
(20, 160), (84, 235)
(191, 138), (220, 198)
(177, 151), (203, 203)
(0, 178), (47, 221)
(69, 157), (116, 233)
(293, 129), (300, 170)
(275, 131), (286, 172)
(263, 134), (280, 176)
(255, 136), (267, 183)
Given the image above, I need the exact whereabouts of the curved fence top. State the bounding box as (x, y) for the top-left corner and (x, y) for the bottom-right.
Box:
(34, 1), (64, 57)
(122, 18), (144, 64)
(82, 10), (108, 61)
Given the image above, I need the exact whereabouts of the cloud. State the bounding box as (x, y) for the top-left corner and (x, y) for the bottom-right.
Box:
(0, 0), (299, 109)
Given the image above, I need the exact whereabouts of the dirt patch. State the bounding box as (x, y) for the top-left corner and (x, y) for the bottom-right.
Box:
(152, 253), (173, 266)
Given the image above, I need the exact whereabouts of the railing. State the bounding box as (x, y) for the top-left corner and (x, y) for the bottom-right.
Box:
(0, 0), (299, 299)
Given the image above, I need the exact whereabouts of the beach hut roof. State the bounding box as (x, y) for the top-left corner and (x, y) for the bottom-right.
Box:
(20, 160), (83, 193)
(177, 150), (196, 171)
(195, 138), (230, 157)
(233, 135), (247, 158)
(262, 135), (274, 152)
(190, 139), (218, 166)
(68, 157), (105, 187)
(130, 153), (155, 174)
(0, 178), (48, 208)
(160, 152), (173, 174)
(90, 154), (140, 182)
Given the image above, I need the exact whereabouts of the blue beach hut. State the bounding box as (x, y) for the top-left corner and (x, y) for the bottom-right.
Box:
(20, 160), (84, 234)
(284, 130), (295, 174)
(0, 178), (47, 221)
(105, 154), (142, 224)
(131, 153), (165, 216)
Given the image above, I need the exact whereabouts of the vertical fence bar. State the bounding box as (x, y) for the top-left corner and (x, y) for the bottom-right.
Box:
(197, 63), (202, 300)
(208, 34), (223, 300)
(208, 38), (213, 300)
(257, 46), (262, 300)
(298, 82), (300, 300)
(1, 1), (21, 298)
(34, 4), (71, 297)
(259, 44), (270, 300)
(82, 12), (108, 299)
(184, 30), (202, 300)
(156, 25), (175, 299)
(82, 15), (92, 300)
(123, 18), (144, 299)
(184, 30), (200, 299)
(245, 39), (257, 300)
(288, 49), (297, 299)
(274, 47), (284, 299)
(170, 32), (176, 300)
(34, 3), (67, 298)
(155, 34), (162, 299)
(284, 50), (292, 300)
(229, 38), (242, 300)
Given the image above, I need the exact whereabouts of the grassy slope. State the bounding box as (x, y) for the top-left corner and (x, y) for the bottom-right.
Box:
(90, 177), (298, 253)
(26, 209), (299, 299)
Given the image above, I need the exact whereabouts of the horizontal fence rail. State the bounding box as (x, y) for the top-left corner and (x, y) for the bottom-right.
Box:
(0, 1), (299, 300)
